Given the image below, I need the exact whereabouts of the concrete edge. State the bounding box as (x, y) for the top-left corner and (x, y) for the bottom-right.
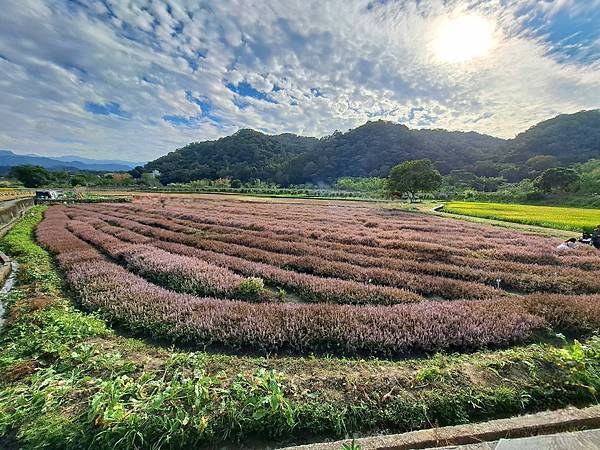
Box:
(279, 405), (600, 450)
(0, 199), (33, 240)
(0, 251), (11, 287)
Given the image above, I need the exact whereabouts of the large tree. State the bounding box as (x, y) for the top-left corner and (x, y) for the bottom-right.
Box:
(9, 165), (50, 188)
(534, 167), (580, 193)
(387, 159), (442, 202)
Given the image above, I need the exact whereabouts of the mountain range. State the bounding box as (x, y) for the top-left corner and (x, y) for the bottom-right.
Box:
(146, 110), (600, 185)
(0, 150), (143, 172)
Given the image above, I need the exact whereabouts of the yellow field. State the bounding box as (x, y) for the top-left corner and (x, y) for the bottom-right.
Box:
(0, 188), (33, 201)
(443, 201), (600, 232)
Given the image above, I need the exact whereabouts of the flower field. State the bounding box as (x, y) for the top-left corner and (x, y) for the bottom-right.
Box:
(36, 197), (600, 357)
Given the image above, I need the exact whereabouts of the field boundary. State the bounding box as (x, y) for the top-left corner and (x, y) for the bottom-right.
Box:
(282, 405), (600, 450)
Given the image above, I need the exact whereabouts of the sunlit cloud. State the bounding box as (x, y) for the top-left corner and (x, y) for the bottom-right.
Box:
(0, 0), (598, 161)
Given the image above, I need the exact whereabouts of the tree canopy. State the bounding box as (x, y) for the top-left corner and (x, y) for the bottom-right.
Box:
(145, 110), (600, 186)
(9, 165), (50, 187)
(534, 167), (580, 193)
(387, 159), (442, 201)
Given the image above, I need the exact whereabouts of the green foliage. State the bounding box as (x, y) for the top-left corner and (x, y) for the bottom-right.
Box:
(144, 111), (600, 186)
(526, 155), (559, 172)
(4, 164), (137, 189)
(535, 167), (580, 193)
(70, 174), (88, 187)
(128, 166), (145, 179)
(146, 129), (318, 184)
(236, 277), (265, 301)
(9, 165), (50, 188)
(335, 177), (387, 193)
(577, 159), (600, 194)
(341, 440), (362, 450)
(388, 159), (442, 201)
(506, 110), (600, 165)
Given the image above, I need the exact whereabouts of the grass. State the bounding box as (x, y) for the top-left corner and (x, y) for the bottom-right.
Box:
(2, 207), (600, 448)
(443, 201), (600, 232)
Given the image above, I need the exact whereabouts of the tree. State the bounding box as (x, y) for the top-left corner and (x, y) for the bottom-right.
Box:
(525, 155), (559, 172)
(111, 172), (133, 185)
(9, 165), (50, 188)
(70, 174), (88, 187)
(446, 169), (477, 187)
(230, 179), (242, 188)
(472, 176), (505, 192)
(136, 172), (161, 187)
(534, 167), (580, 193)
(472, 161), (500, 177)
(387, 159), (442, 202)
(128, 166), (145, 179)
(577, 159), (600, 194)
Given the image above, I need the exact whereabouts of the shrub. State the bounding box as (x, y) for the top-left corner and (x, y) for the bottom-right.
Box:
(236, 277), (265, 301)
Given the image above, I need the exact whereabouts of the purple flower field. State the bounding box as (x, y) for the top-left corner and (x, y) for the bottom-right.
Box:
(35, 198), (600, 357)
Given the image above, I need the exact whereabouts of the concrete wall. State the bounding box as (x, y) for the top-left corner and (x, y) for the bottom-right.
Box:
(0, 198), (33, 238)
(0, 251), (11, 287)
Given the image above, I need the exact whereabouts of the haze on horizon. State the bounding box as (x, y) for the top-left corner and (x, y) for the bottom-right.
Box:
(1, 0), (599, 162)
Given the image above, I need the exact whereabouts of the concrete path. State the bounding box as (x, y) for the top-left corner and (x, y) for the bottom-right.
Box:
(280, 405), (600, 450)
(440, 428), (600, 449)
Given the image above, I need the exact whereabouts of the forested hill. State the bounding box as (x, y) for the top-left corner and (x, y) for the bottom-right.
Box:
(503, 110), (600, 164)
(146, 109), (600, 185)
(147, 129), (317, 185)
(283, 122), (505, 184)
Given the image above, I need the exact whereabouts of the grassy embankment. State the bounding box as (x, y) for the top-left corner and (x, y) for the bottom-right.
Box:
(1, 207), (600, 449)
(443, 201), (600, 232)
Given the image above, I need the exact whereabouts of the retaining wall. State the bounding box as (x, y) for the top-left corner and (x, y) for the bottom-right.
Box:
(0, 198), (33, 239)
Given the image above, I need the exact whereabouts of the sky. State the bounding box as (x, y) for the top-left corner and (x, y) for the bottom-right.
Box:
(0, 0), (599, 162)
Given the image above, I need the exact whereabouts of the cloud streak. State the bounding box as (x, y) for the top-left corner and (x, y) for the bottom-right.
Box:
(0, 0), (598, 161)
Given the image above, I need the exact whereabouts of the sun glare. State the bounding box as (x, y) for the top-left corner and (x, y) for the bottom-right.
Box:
(433, 15), (494, 63)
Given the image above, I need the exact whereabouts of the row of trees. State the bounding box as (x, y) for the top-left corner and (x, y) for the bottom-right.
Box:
(6, 165), (160, 188)
(4, 158), (598, 206)
(359, 159), (598, 203)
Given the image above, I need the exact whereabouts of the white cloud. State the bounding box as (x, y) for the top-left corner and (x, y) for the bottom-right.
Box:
(0, 0), (598, 161)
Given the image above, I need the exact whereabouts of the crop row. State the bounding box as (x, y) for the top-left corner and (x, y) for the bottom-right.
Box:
(74, 204), (600, 295)
(66, 219), (265, 300)
(71, 208), (497, 300)
(89, 201), (600, 274)
(35, 205), (585, 357)
(91, 201), (597, 270)
(64, 212), (425, 306)
(120, 200), (574, 255)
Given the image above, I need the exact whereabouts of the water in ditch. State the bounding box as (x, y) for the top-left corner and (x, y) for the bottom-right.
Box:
(0, 261), (18, 331)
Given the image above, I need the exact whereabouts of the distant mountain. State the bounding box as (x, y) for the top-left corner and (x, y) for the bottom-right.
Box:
(146, 110), (600, 185)
(51, 155), (145, 167)
(0, 150), (140, 172)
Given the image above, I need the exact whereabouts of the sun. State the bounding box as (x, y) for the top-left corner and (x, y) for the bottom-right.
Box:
(432, 15), (495, 63)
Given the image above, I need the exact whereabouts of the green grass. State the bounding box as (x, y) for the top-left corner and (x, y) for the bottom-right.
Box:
(2, 207), (600, 448)
(443, 201), (600, 232)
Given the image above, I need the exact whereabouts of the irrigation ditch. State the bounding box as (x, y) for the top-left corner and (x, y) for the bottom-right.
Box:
(0, 197), (32, 331)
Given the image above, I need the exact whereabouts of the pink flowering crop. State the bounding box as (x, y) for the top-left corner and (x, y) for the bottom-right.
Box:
(33, 201), (600, 357)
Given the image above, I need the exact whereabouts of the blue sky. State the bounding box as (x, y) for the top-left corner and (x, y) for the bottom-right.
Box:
(0, 0), (599, 161)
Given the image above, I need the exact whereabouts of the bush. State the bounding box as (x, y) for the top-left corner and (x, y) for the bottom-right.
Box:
(236, 277), (265, 301)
